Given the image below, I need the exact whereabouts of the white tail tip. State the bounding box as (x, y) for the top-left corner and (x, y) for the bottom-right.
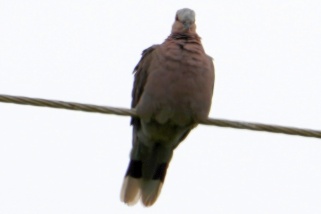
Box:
(120, 176), (141, 206)
(141, 180), (163, 207)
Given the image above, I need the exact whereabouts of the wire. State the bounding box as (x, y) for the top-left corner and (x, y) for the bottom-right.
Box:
(0, 94), (320, 139)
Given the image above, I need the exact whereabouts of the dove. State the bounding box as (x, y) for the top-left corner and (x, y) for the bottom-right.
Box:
(120, 8), (215, 206)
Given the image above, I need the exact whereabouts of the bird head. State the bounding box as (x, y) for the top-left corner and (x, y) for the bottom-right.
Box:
(172, 8), (196, 34)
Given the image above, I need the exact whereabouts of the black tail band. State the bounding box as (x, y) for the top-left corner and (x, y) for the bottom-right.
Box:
(152, 163), (168, 182)
(125, 160), (142, 178)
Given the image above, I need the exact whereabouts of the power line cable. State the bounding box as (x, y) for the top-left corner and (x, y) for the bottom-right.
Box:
(0, 94), (320, 139)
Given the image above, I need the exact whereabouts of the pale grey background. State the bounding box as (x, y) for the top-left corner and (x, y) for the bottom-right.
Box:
(1, 1), (321, 213)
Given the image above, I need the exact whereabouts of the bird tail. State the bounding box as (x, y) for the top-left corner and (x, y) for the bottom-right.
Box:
(120, 144), (172, 206)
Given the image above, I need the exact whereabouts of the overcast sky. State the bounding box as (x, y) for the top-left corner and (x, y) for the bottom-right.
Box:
(1, 1), (321, 213)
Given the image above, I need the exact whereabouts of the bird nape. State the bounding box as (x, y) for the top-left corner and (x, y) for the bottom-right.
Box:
(120, 8), (215, 207)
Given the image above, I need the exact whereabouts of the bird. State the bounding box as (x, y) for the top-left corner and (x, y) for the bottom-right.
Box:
(120, 8), (215, 207)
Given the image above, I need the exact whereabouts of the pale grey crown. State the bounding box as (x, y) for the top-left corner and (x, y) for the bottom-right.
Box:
(176, 8), (196, 24)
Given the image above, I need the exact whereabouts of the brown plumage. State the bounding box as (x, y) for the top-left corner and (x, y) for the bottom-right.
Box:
(120, 8), (215, 207)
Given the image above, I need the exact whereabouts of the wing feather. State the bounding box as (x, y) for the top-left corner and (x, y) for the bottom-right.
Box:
(131, 45), (159, 126)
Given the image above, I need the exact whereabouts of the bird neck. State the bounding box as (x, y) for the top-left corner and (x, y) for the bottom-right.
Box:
(169, 32), (201, 41)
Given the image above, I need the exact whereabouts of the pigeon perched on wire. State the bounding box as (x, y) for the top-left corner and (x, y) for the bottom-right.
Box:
(121, 8), (215, 207)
